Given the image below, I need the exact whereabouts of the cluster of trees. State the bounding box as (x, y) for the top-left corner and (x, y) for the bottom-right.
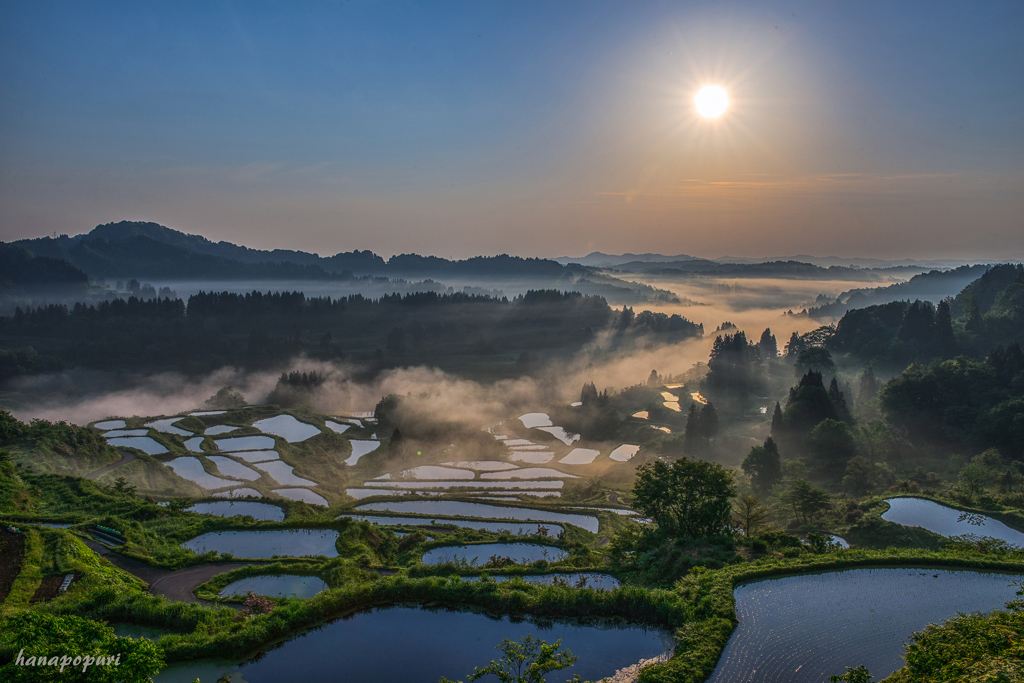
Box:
(0, 408), (118, 471)
(683, 402), (719, 450)
(880, 343), (1024, 458)
(0, 347), (64, 382)
(828, 264), (1023, 369)
(0, 289), (617, 377)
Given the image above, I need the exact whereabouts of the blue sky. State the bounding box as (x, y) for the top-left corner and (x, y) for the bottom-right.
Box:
(1, 1), (1021, 258)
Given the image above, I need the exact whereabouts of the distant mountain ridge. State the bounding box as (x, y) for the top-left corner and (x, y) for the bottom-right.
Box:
(12, 221), (577, 281)
(555, 251), (997, 270)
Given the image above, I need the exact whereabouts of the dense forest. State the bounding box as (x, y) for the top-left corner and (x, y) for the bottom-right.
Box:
(0, 289), (702, 378)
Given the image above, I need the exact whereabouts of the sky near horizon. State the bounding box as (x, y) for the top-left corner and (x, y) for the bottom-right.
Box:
(1, 1), (1021, 260)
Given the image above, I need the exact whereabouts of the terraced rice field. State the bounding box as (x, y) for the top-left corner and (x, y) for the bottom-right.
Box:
(707, 568), (1024, 682)
(882, 497), (1024, 546)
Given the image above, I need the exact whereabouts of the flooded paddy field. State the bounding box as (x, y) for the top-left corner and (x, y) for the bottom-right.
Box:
(186, 501), (284, 521)
(708, 567), (1024, 682)
(882, 497), (1024, 546)
(345, 514), (563, 536)
(422, 542), (567, 565)
(182, 529), (339, 558)
(219, 574), (328, 599)
(273, 488), (329, 506)
(356, 500), (600, 533)
(154, 606), (673, 683)
(106, 436), (168, 455)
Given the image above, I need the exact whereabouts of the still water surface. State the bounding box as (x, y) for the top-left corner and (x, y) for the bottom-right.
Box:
(882, 497), (1024, 546)
(154, 605), (672, 683)
(183, 529), (339, 558)
(422, 542), (567, 565)
(707, 567), (1024, 682)
(219, 574), (328, 598)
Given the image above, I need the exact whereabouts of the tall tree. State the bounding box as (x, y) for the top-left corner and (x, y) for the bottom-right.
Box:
(770, 402), (784, 435)
(785, 331), (806, 359)
(632, 458), (735, 537)
(732, 494), (771, 536)
(810, 418), (857, 473)
(781, 479), (832, 524)
(858, 366), (880, 403)
(742, 437), (783, 495)
(934, 299), (956, 354)
(759, 328), (779, 360)
(828, 377), (852, 422)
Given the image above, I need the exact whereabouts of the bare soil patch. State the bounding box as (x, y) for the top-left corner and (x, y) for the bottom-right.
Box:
(0, 528), (26, 603)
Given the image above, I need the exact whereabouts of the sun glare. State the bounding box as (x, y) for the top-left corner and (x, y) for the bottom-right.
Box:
(694, 85), (729, 118)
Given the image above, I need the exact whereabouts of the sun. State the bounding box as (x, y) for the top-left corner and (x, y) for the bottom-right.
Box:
(694, 85), (729, 119)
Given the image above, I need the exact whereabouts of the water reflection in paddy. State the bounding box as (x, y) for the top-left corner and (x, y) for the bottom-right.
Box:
(187, 501), (284, 521)
(208, 456), (261, 481)
(273, 488), (329, 506)
(183, 529), (339, 558)
(107, 436), (168, 455)
(165, 457), (237, 489)
(253, 461), (317, 486)
(357, 500), (599, 532)
(154, 605), (672, 683)
(252, 415), (321, 443)
(219, 574), (328, 598)
(216, 435), (276, 452)
(204, 425), (238, 435)
(882, 497), (1024, 546)
(345, 440), (380, 466)
(708, 568), (1024, 683)
(213, 487), (262, 499)
(345, 514), (563, 536)
(422, 543), (567, 565)
(145, 418), (192, 436)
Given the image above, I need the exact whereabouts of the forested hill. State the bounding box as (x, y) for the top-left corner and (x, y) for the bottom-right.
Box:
(809, 264), (991, 318)
(0, 243), (89, 289)
(12, 233), (355, 281)
(826, 263), (1024, 370)
(0, 289), (702, 377)
(13, 221), (580, 281)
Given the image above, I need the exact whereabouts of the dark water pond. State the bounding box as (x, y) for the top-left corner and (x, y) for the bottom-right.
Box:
(153, 605), (673, 683)
(422, 542), (567, 565)
(463, 573), (620, 590)
(882, 497), (1024, 546)
(219, 574), (329, 598)
(188, 501), (285, 522)
(707, 567), (1024, 683)
(182, 529), (339, 558)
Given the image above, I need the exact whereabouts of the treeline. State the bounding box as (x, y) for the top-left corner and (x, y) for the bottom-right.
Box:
(827, 263), (1024, 369)
(0, 347), (64, 383)
(0, 289), (624, 376)
(0, 243), (90, 288)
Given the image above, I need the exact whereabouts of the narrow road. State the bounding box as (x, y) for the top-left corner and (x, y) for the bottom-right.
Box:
(85, 449), (137, 480)
(82, 538), (263, 607)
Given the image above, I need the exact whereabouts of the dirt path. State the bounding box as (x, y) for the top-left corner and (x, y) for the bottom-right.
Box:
(149, 563), (264, 604)
(82, 538), (263, 607)
(85, 449), (137, 480)
(609, 492), (620, 504)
